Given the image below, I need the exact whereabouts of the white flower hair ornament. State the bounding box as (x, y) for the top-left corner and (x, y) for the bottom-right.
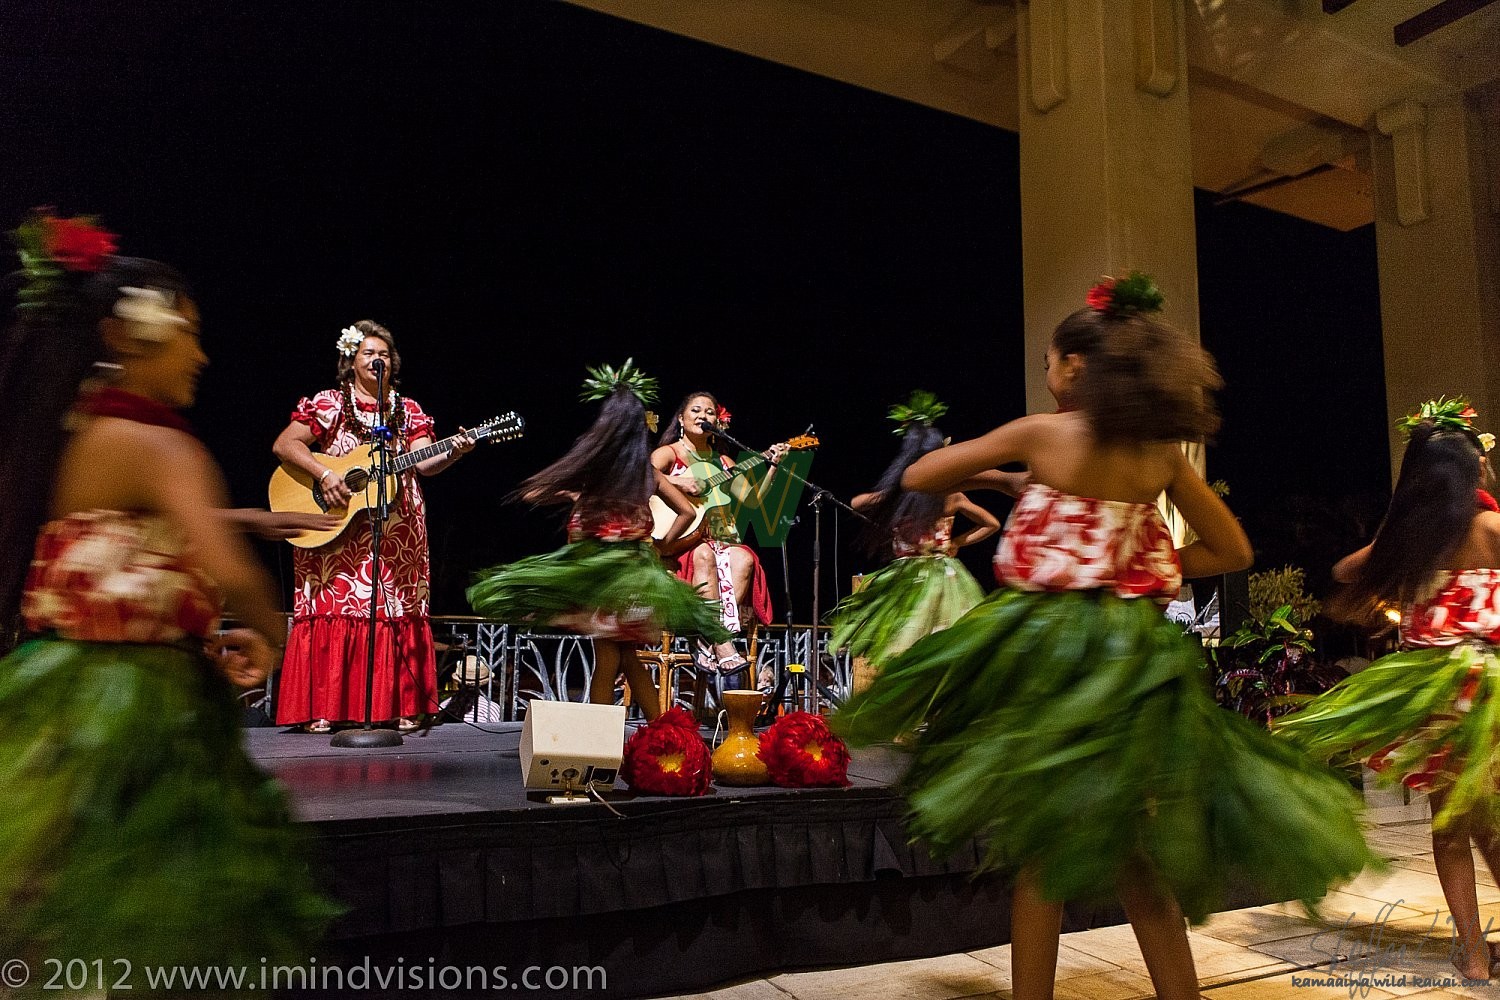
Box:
(113, 286), (188, 342)
(336, 325), (364, 357)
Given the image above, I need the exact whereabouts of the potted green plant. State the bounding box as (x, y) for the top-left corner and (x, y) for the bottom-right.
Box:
(1210, 566), (1344, 725)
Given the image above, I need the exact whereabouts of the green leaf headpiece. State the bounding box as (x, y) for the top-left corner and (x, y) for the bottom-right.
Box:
(1396, 395), (1494, 452)
(580, 357), (659, 406)
(887, 390), (949, 436)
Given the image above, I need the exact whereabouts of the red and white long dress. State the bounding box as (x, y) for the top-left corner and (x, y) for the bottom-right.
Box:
(274, 389), (439, 725)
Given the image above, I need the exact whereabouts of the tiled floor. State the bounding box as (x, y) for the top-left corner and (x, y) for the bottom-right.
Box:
(661, 792), (1500, 999)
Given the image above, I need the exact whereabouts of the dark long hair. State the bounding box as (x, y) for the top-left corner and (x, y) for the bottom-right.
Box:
(658, 390), (719, 449)
(0, 256), (192, 646)
(515, 386), (654, 508)
(1335, 422), (1484, 616)
(858, 423), (947, 558)
(1052, 308), (1222, 443)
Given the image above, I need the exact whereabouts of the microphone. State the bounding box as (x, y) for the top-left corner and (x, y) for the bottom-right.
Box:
(371, 358), (385, 384)
(698, 419), (719, 433)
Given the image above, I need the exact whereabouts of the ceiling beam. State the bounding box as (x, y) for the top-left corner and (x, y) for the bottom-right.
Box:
(1213, 163), (1339, 206)
(1395, 0), (1500, 46)
(1321, 0), (1362, 13)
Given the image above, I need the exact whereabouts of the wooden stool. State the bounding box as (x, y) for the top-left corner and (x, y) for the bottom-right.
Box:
(634, 631), (695, 717)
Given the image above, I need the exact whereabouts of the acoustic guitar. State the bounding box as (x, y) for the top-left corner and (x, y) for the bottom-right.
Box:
(268, 412), (525, 548)
(649, 433), (819, 541)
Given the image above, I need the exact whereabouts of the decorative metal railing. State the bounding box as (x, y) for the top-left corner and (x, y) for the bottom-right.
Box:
(255, 617), (852, 722)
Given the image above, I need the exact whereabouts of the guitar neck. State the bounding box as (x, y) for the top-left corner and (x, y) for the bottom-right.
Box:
(701, 452), (767, 491)
(392, 433), (469, 473)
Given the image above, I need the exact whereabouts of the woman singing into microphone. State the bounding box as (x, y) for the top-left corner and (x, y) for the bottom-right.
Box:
(271, 320), (474, 734)
(652, 392), (785, 675)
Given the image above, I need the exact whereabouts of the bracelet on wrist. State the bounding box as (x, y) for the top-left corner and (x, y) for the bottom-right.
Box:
(319, 468), (333, 481)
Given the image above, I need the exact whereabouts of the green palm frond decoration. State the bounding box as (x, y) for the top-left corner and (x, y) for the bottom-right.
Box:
(580, 357), (659, 406)
(887, 390), (949, 435)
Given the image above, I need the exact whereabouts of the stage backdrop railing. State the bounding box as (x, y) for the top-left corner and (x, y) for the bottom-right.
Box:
(251, 617), (853, 722)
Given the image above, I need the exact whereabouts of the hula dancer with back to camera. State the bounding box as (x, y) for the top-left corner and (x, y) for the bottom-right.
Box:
(835, 274), (1376, 1000)
(1279, 397), (1500, 981)
(468, 361), (728, 720)
(831, 391), (1000, 691)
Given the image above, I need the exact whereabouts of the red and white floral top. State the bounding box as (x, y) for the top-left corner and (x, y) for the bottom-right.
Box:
(568, 503), (653, 544)
(288, 389), (436, 620)
(1402, 568), (1500, 647)
(22, 510), (220, 643)
(994, 483), (1181, 600)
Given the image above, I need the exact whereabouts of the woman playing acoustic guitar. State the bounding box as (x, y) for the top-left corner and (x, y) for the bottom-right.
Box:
(272, 320), (474, 734)
(652, 392), (787, 676)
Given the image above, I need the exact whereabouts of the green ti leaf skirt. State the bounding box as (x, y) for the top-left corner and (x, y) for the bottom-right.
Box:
(833, 588), (1378, 922)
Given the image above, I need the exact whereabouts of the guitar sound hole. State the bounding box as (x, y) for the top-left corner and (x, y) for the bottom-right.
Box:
(345, 468), (370, 491)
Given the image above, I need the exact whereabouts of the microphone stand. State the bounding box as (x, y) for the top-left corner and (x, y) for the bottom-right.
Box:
(766, 531), (798, 724)
(708, 423), (864, 716)
(332, 360), (403, 748)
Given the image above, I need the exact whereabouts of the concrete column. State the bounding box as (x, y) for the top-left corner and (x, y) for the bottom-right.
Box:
(1373, 93), (1500, 479)
(1016, 0), (1200, 415)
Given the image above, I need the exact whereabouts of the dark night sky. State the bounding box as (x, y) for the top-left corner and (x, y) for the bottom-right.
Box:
(1, 0), (1388, 614)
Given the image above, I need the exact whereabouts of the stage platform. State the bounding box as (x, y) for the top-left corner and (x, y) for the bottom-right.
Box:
(252, 723), (1145, 999)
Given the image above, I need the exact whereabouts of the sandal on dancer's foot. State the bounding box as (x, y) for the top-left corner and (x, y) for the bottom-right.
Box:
(303, 718), (332, 734)
(716, 654), (749, 676)
(398, 716), (422, 733)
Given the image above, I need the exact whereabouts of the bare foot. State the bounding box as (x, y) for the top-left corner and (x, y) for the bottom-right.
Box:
(1452, 942), (1489, 981)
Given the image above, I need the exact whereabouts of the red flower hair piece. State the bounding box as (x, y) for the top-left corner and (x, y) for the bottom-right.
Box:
(620, 707), (712, 796)
(11, 208), (120, 312)
(1085, 271), (1165, 316)
(43, 214), (118, 272)
(757, 712), (851, 788)
(715, 405), (732, 430)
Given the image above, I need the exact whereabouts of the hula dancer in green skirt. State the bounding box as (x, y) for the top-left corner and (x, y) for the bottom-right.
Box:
(834, 274), (1375, 1000)
(1278, 397), (1500, 981)
(832, 392), (1000, 686)
(0, 211), (338, 990)
(467, 361), (727, 719)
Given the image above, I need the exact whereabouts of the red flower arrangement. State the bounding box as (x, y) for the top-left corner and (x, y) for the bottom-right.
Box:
(715, 405), (732, 430)
(757, 712), (851, 788)
(620, 707), (712, 796)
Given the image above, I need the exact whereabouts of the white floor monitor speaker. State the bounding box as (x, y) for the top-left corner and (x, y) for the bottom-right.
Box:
(519, 700), (627, 792)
